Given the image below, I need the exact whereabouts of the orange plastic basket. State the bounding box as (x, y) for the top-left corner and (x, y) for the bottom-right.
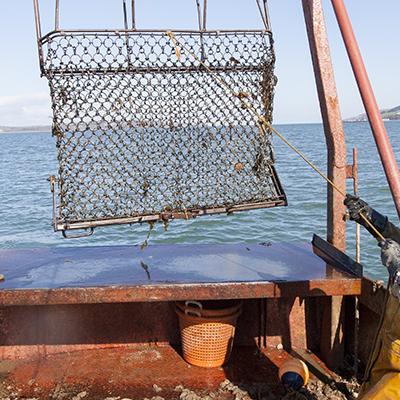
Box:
(175, 302), (242, 368)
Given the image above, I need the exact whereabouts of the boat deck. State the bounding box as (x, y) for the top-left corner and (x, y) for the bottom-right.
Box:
(0, 235), (362, 398)
(0, 235), (361, 305)
(0, 345), (342, 399)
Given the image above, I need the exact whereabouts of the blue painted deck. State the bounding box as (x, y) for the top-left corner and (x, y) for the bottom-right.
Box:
(0, 242), (350, 290)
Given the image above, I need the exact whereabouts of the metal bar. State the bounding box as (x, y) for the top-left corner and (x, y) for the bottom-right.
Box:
(263, 298), (267, 348)
(0, 280), (362, 307)
(302, 0), (347, 251)
(302, 0), (348, 371)
(42, 65), (269, 75)
(55, 0), (60, 30)
(203, 0), (207, 30)
(353, 148), (360, 263)
(264, 0), (272, 31)
(32, 0), (45, 72)
(33, 0), (42, 39)
(122, 0), (133, 67)
(195, 0), (202, 31)
(122, 0), (128, 30)
(195, 0), (207, 31)
(351, 148), (361, 376)
(255, 0), (268, 30)
(257, 299), (262, 349)
(131, 0), (136, 29)
(39, 28), (272, 45)
(55, 198), (287, 232)
(41, 28), (269, 39)
(312, 234), (363, 277)
(49, 175), (57, 231)
(62, 228), (94, 239)
(331, 0), (400, 219)
(195, 0), (206, 59)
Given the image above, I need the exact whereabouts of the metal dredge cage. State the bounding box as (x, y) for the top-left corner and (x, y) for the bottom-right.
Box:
(34, 1), (286, 234)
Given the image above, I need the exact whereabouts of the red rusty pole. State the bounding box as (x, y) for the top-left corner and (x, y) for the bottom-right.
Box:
(302, 0), (347, 370)
(302, 0), (347, 251)
(331, 0), (400, 219)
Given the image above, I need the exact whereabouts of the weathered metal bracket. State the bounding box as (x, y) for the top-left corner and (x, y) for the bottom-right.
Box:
(62, 228), (95, 239)
(312, 234), (363, 277)
(346, 148), (358, 182)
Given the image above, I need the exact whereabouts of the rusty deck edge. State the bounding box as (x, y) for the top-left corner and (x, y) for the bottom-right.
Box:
(0, 279), (361, 306)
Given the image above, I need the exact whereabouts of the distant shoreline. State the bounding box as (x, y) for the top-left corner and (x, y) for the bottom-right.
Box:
(1, 119), (399, 134)
(0, 126), (51, 134)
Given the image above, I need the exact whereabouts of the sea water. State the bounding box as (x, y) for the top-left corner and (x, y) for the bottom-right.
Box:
(0, 121), (399, 281)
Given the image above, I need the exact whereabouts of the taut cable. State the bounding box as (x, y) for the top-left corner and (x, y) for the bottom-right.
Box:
(166, 31), (386, 243)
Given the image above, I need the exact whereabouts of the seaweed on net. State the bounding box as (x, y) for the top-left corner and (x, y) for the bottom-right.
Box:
(41, 30), (286, 232)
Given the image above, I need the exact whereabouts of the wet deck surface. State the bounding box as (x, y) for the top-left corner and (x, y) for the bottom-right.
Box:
(0, 242), (356, 288)
(0, 243), (361, 305)
(0, 344), (359, 400)
(0, 345), (297, 399)
(0, 243), (361, 398)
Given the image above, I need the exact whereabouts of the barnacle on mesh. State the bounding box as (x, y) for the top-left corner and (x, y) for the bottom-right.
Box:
(41, 31), (286, 230)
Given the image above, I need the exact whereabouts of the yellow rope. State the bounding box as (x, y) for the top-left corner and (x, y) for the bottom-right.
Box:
(166, 31), (182, 60)
(166, 31), (386, 243)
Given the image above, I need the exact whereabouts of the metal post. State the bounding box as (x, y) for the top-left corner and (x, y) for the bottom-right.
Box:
(352, 148), (360, 263)
(302, 0), (347, 251)
(264, 0), (271, 31)
(131, 0), (136, 29)
(203, 0), (207, 30)
(256, 0), (271, 31)
(32, 0), (45, 74)
(55, 0), (60, 30)
(302, 0), (347, 371)
(331, 0), (400, 219)
(123, 0), (128, 30)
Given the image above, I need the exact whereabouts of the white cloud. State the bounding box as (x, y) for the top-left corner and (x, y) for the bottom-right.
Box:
(0, 92), (52, 126)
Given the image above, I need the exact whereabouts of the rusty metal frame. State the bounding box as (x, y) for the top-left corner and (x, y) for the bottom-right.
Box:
(331, 0), (400, 218)
(302, 0), (347, 252)
(302, 0), (348, 371)
(312, 234), (362, 277)
(0, 279), (362, 307)
(346, 148), (361, 262)
(49, 157), (285, 231)
(33, 1), (274, 72)
(302, 1), (399, 369)
(54, 198), (287, 232)
(33, 1), (284, 234)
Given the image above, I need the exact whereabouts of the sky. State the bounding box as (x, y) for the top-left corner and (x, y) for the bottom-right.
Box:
(0, 0), (399, 126)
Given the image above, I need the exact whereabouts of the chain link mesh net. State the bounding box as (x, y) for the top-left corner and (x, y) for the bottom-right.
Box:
(40, 30), (286, 231)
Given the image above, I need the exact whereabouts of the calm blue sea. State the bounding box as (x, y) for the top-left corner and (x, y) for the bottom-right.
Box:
(1, 121), (399, 281)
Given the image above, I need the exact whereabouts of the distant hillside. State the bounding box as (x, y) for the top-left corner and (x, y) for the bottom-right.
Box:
(0, 125), (51, 133)
(345, 105), (400, 122)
